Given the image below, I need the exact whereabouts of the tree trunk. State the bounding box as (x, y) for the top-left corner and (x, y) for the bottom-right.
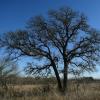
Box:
(63, 50), (68, 93)
(63, 64), (68, 93)
(53, 65), (62, 91)
(51, 61), (62, 91)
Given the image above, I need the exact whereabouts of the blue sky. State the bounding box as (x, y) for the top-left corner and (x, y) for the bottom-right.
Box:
(0, 0), (100, 78)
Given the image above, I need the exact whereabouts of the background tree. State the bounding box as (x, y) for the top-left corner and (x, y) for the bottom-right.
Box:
(0, 7), (100, 93)
(0, 56), (18, 90)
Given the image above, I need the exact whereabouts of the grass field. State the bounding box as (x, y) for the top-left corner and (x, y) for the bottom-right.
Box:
(0, 82), (100, 100)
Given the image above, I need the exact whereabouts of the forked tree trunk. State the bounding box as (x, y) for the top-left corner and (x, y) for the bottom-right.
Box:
(51, 59), (68, 93)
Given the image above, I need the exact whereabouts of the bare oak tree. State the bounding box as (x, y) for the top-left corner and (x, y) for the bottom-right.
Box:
(0, 7), (100, 92)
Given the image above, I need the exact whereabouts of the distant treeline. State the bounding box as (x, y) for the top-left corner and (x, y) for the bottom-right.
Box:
(0, 76), (99, 85)
(0, 76), (57, 85)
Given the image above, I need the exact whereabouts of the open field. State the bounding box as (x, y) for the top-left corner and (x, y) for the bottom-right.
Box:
(0, 81), (100, 100)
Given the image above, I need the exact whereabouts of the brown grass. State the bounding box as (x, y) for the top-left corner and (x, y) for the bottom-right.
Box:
(0, 82), (100, 100)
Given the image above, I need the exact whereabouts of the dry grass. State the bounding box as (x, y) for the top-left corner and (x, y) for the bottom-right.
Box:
(0, 82), (100, 100)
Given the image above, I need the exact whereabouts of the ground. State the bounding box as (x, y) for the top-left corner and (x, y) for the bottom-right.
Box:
(0, 81), (100, 100)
